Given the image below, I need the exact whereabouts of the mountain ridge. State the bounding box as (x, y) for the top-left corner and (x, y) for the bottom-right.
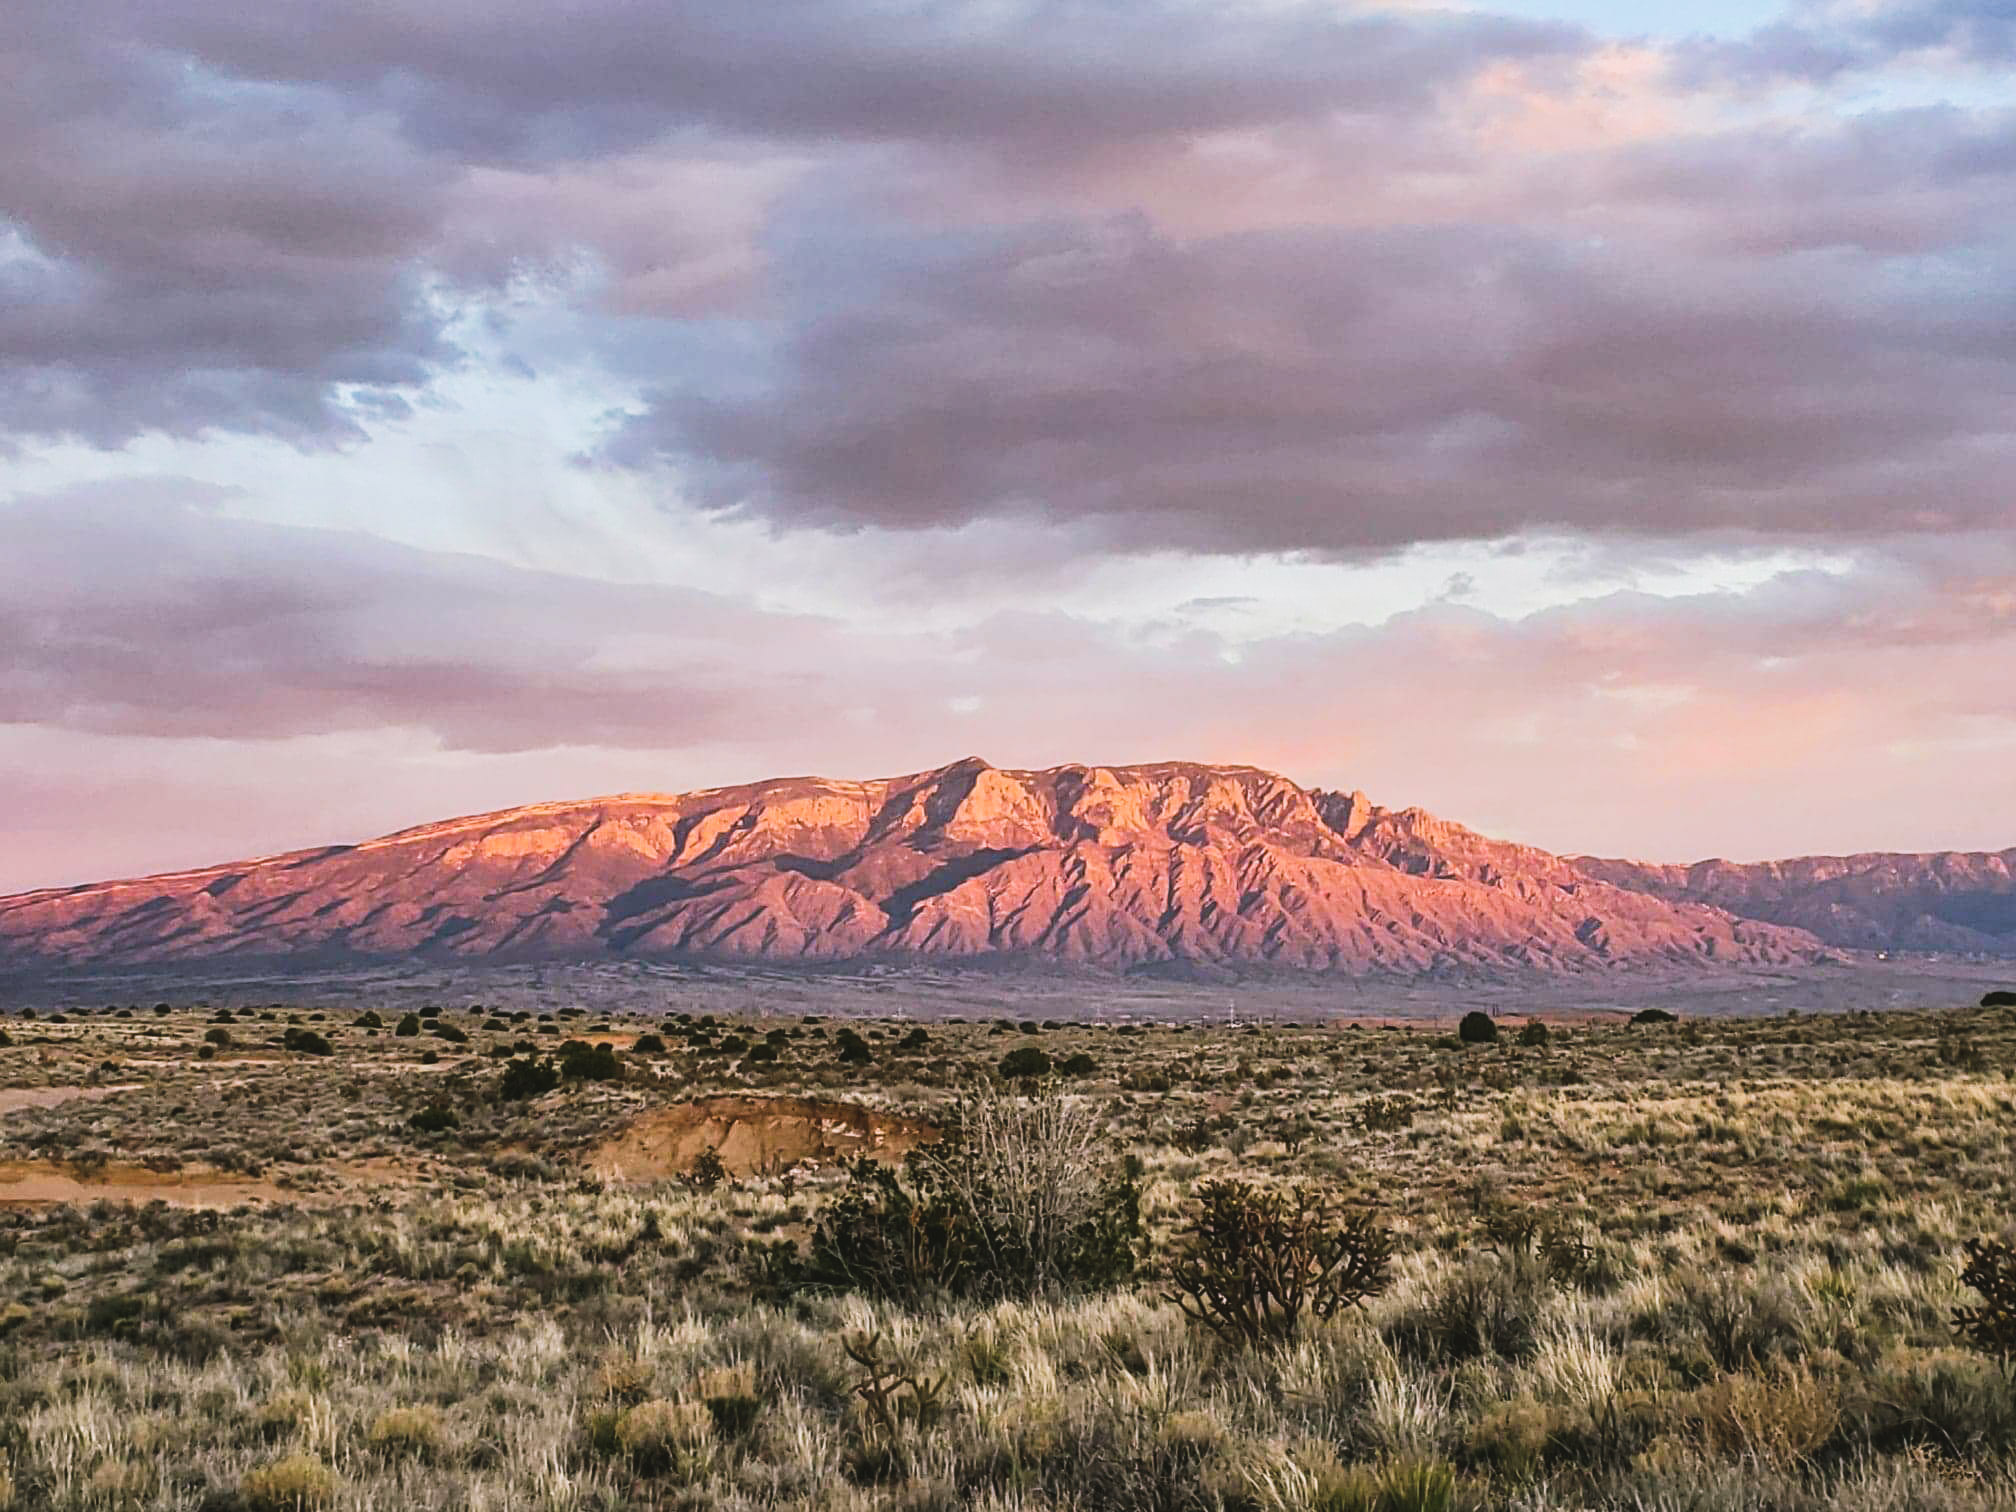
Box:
(2, 757), (2006, 975)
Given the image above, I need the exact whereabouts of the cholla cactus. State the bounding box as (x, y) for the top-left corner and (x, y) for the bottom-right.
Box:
(1956, 1238), (2016, 1370)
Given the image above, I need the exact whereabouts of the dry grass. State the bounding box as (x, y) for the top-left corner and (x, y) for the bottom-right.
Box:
(0, 997), (2011, 1507)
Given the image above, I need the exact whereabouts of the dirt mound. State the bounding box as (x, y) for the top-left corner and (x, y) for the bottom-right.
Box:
(590, 1095), (937, 1180)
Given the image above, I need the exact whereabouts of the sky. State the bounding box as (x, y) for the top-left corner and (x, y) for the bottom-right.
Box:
(2, 0), (2014, 893)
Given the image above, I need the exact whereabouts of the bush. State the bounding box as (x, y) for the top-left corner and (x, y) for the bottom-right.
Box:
(1390, 1252), (1551, 1365)
(394, 1013), (422, 1037)
(240, 1453), (337, 1511)
(1060, 1052), (1097, 1077)
(1457, 1011), (1498, 1045)
(368, 1405), (446, 1460)
(1956, 1237), (2016, 1368)
(1517, 1021), (1550, 1046)
(1981, 990), (2016, 1007)
(434, 1023), (469, 1045)
(684, 1147), (728, 1190)
(998, 1046), (1052, 1080)
(354, 1011), (383, 1028)
(408, 1103), (459, 1134)
(836, 1029), (872, 1065)
(1355, 1095), (1415, 1133)
(805, 1083), (1140, 1301)
(615, 1399), (714, 1478)
(900, 1027), (929, 1050)
(499, 1056), (560, 1101)
(1168, 1179), (1393, 1348)
(202, 1026), (232, 1047)
(558, 1040), (622, 1081)
(282, 1026), (333, 1056)
(633, 1032), (666, 1054)
(696, 1363), (764, 1439)
(1630, 1008), (1678, 1025)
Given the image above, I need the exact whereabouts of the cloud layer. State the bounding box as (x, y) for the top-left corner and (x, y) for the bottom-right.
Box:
(3, 484), (2012, 891)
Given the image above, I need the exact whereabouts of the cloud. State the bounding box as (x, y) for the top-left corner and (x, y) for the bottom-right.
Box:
(607, 175), (2016, 552)
(0, 483), (831, 750)
(3, 483), (2014, 891)
(0, 0), (1589, 450)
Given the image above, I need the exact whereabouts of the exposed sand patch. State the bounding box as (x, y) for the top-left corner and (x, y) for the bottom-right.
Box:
(590, 1095), (938, 1180)
(0, 1084), (142, 1116)
(0, 1155), (429, 1209)
(0, 1159), (290, 1208)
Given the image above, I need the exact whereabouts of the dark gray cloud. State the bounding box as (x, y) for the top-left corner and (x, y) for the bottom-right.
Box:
(9, 0), (2016, 568)
(0, 5), (457, 445)
(0, 0), (1584, 449)
(607, 167), (2016, 552)
(123, 0), (1583, 161)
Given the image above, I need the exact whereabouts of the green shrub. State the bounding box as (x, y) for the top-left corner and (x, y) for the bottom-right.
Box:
(394, 1013), (422, 1037)
(282, 1026), (333, 1056)
(999, 1046), (1052, 1080)
(1457, 1011), (1498, 1045)
(408, 1103), (459, 1134)
(1630, 1008), (1678, 1026)
(1060, 1052), (1097, 1077)
(202, 1026), (232, 1047)
(354, 1011), (383, 1028)
(499, 1056), (560, 1101)
(558, 1040), (622, 1081)
(633, 1032), (666, 1054)
(1517, 1021), (1550, 1046)
(1980, 990), (2016, 1007)
(684, 1148), (728, 1190)
(836, 1029), (871, 1065)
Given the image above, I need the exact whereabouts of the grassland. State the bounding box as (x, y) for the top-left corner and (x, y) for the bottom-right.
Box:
(0, 991), (2013, 1509)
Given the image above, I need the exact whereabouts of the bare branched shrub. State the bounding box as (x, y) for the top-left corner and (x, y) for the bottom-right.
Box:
(806, 1080), (1140, 1300)
(1168, 1179), (1393, 1348)
(929, 1078), (1111, 1295)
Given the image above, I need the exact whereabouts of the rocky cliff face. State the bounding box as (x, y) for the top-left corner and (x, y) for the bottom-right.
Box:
(0, 758), (1832, 974)
(1577, 849), (2016, 954)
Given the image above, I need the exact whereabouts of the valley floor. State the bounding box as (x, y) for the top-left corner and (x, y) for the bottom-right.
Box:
(0, 983), (2013, 1509)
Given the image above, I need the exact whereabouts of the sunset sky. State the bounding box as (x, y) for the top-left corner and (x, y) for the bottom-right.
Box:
(4, 0), (2014, 893)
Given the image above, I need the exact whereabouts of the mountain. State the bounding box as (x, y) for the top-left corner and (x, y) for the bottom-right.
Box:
(1576, 850), (2016, 954)
(0, 758), (1833, 977)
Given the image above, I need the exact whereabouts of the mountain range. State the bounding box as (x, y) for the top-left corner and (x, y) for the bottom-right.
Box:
(2, 759), (2011, 976)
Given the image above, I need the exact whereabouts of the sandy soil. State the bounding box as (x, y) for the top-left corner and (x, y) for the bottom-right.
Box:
(0, 1084), (141, 1116)
(0, 1159), (292, 1208)
(590, 1094), (938, 1180)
